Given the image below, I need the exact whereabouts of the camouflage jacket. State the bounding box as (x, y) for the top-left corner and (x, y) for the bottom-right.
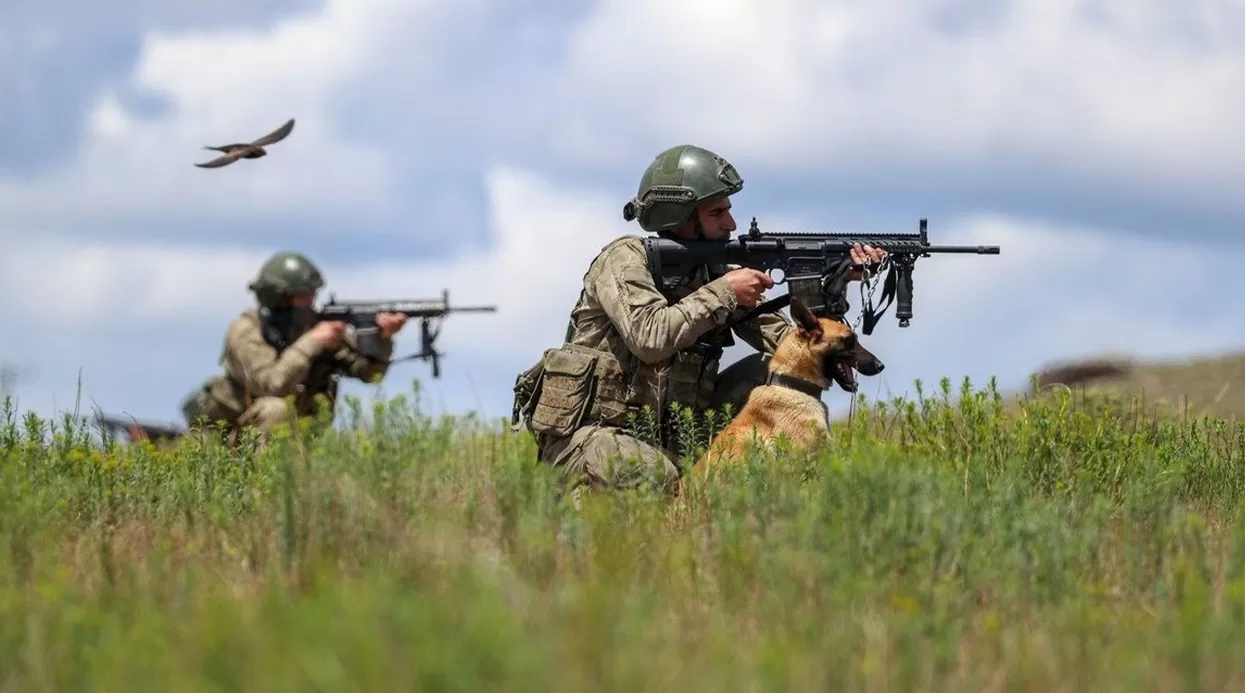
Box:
(567, 235), (791, 362)
(207, 309), (394, 420)
(516, 235), (792, 443)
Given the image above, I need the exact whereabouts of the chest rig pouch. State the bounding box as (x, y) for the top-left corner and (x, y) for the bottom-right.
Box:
(256, 310), (344, 413)
(513, 263), (735, 442)
(517, 343), (630, 438)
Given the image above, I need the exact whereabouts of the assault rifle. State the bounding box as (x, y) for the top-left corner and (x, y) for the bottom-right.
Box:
(317, 289), (497, 377)
(643, 217), (1000, 334)
(92, 412), (186, 444)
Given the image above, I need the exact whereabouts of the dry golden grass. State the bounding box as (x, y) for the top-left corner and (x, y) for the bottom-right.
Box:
(1023, 349), (1245, 422)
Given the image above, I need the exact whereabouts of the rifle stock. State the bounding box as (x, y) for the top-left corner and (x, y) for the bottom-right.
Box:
(643, 217), (1000, 333)
(92, 413), (186, 444)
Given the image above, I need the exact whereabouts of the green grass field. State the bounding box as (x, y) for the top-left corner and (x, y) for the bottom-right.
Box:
(5, 372), (1245, 692)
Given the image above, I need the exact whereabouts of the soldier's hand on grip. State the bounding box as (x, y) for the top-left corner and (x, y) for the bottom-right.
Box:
(310, 321), (347, 349)
(724, 268), (773, 308)
(848, 243), (887, 281)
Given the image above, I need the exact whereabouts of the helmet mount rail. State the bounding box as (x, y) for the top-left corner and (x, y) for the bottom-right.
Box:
(624, 144), (745, 233)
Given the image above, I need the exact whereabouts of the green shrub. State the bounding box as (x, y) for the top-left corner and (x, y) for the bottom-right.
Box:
(3, 376), (1245, 692)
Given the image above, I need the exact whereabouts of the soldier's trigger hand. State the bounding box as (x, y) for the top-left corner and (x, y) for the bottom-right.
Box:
(310, 321), (347, 349)
(723, 268), (773, 308)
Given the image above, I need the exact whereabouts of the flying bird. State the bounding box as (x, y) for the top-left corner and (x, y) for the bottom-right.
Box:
(194, 117), (295, 168)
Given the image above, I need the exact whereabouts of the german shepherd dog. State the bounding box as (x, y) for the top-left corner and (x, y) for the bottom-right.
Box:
(692, 296), (884, 479)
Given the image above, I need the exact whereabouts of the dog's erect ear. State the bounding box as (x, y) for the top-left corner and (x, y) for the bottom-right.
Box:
(789, 296), (823, 337)
(851, 341), (885, 376)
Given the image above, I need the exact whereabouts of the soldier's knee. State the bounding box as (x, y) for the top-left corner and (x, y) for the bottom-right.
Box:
(243, 397), (291, 429)
(592, 456), (680, 495)
(575, 427), (680, 493)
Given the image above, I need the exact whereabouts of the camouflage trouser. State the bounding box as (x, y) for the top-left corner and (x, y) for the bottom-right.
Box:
(182, 385), (322, 445)
(538, 352), (769, 495)
(236, 396), (340, 441)
(237, 396), (295, 430)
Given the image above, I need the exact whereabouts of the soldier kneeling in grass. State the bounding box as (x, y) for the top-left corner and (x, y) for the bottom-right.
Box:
(180, 251), (409, 443)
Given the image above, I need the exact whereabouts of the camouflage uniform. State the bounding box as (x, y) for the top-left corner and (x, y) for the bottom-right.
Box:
(512, 145), (793, 494)
(180, 251), (394, 438)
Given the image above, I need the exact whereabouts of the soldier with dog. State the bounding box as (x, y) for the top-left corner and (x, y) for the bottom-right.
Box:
(512, 144), (886, 497)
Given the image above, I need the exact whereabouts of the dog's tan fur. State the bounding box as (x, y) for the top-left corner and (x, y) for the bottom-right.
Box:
(692, 297), (871, 481)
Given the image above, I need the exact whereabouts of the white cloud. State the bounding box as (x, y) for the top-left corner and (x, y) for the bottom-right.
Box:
(0, 236), (266, 326)
(325, 165), (629, 340)
(8, 0), (1244, 237)
(544, 0), (1245, 203)
(0, 0), (497, 228)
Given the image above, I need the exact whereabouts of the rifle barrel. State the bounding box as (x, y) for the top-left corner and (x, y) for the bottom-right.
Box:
(322, 300), (497, 312)
(921, 245), (1001, 254)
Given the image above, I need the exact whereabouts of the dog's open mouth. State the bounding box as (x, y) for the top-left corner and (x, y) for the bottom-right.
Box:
(826, 353), (858, 393)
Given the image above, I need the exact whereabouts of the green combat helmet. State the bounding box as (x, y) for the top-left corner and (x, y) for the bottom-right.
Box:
(622, 144), (744, 233)
(247, 251), (325, 307)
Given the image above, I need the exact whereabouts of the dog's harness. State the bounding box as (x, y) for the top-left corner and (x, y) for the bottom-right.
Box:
(764, 372), (826, 398)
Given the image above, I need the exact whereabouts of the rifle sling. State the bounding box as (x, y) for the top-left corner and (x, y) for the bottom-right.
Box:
(859, 263), (897, 336)
(729, 293), (792, 326)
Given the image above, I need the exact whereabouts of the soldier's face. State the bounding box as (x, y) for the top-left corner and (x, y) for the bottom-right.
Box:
(694, 199), (736, 239)
(289, 293), (315, 308)
(277, 292), (320, 334)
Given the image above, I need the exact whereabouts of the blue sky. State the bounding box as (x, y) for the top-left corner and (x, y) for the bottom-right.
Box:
(3, 0), (1244, 427)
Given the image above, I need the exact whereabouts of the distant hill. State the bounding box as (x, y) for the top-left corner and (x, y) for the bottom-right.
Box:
(1023, 350), (1245, 422)
(828, 350), (1245, 426)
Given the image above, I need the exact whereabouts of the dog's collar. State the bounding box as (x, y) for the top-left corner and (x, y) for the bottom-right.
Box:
(765, 372), (826, 398)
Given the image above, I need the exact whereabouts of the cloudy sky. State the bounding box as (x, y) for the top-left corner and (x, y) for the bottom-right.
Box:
(2, 0), (1244, 428)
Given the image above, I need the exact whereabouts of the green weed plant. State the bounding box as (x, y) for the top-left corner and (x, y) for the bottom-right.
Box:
(3, 375), (1245, 691)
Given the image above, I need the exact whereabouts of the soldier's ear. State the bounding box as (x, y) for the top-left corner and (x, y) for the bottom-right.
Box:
(789, 297), (823, 338)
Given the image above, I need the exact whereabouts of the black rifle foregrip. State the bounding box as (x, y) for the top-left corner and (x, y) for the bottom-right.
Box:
(896, 265), (914, 326)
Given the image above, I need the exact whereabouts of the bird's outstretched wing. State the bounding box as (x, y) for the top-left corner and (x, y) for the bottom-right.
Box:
(250, 118), (295, 147)
(194, 149), (247, 168)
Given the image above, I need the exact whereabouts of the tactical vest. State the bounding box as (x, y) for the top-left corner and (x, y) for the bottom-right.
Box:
(512, 241), (734, 453)
(181, 310), (342, 428)
(257, 311), (344, 412)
